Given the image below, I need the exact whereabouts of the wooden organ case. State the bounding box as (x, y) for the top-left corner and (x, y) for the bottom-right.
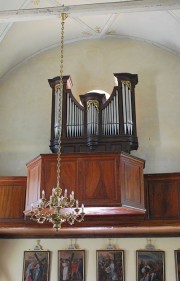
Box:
(48, 73), (139, 154)
(24, 73), (146, 224)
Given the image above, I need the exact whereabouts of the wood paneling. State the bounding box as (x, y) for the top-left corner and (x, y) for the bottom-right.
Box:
(26, 156), (42, 211)
(121, 153), (145, 209)
(0, 177), (27, 219)
(144, 173), (180, 219)
(25, 152), (145, 212)
(1, 172), (180, 237)
(77, 154), (121, 206)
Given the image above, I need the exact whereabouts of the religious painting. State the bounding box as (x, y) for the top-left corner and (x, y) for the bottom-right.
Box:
(58, 250), (85, 281)
(175, 250), (180, 281)
(136, 250), (165, 281)
(96, 250), (125, 281)
(22, 250), (50, 281)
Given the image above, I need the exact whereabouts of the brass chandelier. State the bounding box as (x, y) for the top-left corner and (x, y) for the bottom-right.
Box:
(30, 13), (85, 231)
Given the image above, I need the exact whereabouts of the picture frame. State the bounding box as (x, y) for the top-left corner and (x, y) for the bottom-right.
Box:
(22, 250), (50, 281)
(175, 250), (180, 281)
(136, 250), (165, 281)
(58, 250), (85, 281)
(96, 250), (125, 281)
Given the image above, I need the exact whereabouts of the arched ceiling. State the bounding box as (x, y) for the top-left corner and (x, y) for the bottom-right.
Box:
(0, 0), (180, 80)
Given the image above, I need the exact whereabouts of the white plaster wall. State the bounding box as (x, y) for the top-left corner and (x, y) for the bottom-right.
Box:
(0, 237), (179, 281)
(0, 38), (180, 175)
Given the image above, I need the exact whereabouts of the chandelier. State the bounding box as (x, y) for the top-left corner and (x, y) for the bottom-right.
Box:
(30, 13), (85, 231)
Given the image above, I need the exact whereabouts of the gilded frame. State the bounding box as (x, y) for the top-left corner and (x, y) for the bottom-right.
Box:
(58, 250), (85, 281)
(96, 250), (125, 281)
(175, 250), (180, 281)
(136, 250), (165, 281)
(22, 250), (50, 281)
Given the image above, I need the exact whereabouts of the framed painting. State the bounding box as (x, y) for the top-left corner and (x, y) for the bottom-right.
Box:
(136, 250), (165, 281)
(175, 250), (180, 281)
(22, 250), (50, 281)
(96, 250), (125, 281)
(58, 250), (85, 281)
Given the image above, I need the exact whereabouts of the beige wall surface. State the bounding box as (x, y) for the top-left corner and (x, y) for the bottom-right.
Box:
(0, 38), (180, 176)
(0, 237), (179, 281)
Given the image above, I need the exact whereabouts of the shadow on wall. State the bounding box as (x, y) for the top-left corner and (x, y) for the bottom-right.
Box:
(0, 240), (23, 281)
(132, 68), (160, 173)
(0, 265), (11, 281)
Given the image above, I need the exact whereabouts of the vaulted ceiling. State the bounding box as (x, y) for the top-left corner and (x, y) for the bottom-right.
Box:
(0, 0), (180, 81)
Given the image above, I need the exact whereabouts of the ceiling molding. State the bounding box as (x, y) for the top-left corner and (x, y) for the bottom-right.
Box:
(0, 0), (180, 23)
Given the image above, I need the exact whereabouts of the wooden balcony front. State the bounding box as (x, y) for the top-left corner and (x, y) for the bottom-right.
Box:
(0, 153), (180, 238)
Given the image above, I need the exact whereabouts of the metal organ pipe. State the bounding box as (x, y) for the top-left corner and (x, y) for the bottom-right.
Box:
(122, 82), (132, 135)
(65, 83), (133, 139)
(87, 102), (99, 135)
(122, 83), (127, 134)
(54, 87), (59, 138)
(115, 92), (119, 134)
(102, 90), (120, 136)
(128, 86), (133, 135)
(66, 92), (84, 137)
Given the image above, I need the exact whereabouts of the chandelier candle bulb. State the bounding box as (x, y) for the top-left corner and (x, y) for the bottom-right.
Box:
(64, 189), (67, 197)
(31, 203), (34, 211)
(72, 191), (74, 199)
(81, 204), (84, 213)
(42, 190), (45, 199)
(39, 199), (43, 208)
(76, 200), (79, 209)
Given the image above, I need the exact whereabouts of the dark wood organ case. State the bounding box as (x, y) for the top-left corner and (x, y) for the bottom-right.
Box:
(48, 73), (139, 154)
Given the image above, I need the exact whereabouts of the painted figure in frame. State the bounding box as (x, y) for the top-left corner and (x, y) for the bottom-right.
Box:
(59, 250), (84, 281)
(97, 250), (124, 281)
(137, 251), (164, 281)
(23, 251), (49, 281)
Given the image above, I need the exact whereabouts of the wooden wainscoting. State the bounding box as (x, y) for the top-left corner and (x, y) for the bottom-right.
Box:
(1, 166), (180, 238)
(0, 177), (27, 219)
(144, 172), (180, 220)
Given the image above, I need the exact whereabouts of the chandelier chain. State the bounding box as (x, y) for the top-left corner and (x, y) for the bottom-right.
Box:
(57, 14), (66, 189)
(29, 13), (85, 231)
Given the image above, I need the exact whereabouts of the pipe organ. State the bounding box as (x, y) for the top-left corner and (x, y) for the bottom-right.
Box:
(48, 73), (138, 154)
